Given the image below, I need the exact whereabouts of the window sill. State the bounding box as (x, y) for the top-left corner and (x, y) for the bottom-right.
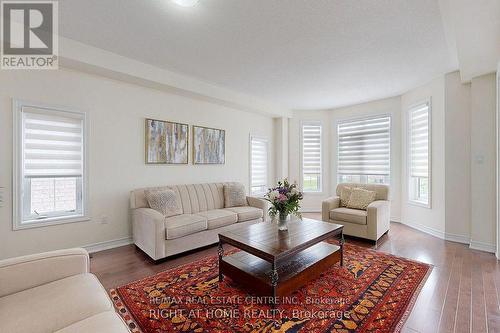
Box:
(13, 214), (91, 231)
(303, 191), (324, 196)
(408, 200), (431, 209)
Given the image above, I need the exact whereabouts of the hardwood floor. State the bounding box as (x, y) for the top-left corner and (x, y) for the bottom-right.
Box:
(91, 213), (500, 333)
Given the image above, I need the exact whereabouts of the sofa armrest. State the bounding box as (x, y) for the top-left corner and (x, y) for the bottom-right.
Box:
(322, 196), (340, 221)
(367, 200), (391, 239)
(247, 196), (269, 222)
(132, 208), (166, 261)
(0, 248), (89, 297)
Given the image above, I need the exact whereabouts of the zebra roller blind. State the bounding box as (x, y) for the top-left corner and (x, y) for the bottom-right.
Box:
(337, 116), (391, 180)
(409, 103), (430, 178)
(302, 123), (322, 191)
(23, 107), (84, 178)
(250, 136), (268, 195)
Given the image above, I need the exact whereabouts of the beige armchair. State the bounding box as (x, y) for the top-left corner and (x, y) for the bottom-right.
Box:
(322, 183), (390, 242)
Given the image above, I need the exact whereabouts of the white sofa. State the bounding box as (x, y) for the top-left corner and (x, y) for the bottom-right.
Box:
(131, 182), (269, 261)
(0, 248), (130, 333)
(322, 183), (390, 242)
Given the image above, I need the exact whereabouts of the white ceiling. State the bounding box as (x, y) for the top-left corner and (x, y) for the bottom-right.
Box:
(439, 0), (500, 81)
(58, 0), (459, 110)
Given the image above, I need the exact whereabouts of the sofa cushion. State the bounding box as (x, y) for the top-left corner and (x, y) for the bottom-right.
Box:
(54, 311), (129, 333)
(165, 214), (207, 239)
(145, 189), (182, 217)
(330, 208), (367, 225)
(0, 273), (112, 333)
(196, 209), (237, 230)
(223, 183), (247, 208)
(225, 206), (263, 222)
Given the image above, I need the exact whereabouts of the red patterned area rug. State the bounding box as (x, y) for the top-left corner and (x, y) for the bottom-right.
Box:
(110, 243), (431, 333)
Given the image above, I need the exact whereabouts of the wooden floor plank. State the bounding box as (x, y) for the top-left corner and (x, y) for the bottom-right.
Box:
(437, 249), (462, 332)
(471, 251), (488, 333)
(454, 247), (472, 333)
(482, 254), (500, 332)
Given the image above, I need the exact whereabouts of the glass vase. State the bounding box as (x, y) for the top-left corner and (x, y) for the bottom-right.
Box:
(278, 212), (289, 231)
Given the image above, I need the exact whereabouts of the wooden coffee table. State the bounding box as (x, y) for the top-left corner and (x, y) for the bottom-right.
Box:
(218, 218), (344, 300)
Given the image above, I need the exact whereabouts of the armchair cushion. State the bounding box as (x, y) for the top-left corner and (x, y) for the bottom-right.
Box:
(330, 207), (367, 225)
(336, 183), (389, 200)
(346, 188), (376, 210)
(340, 186), (352, 207)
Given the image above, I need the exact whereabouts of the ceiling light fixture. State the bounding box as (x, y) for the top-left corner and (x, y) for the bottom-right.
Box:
(171, 0), (199, 7)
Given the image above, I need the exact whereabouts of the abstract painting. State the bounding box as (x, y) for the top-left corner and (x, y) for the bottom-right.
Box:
(145, 118), (188, 164)
(193, 126), (225, 164)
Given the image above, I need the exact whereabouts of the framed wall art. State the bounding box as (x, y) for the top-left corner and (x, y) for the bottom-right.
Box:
(193, 125), (225, 164)
(145, 118), (188, 164)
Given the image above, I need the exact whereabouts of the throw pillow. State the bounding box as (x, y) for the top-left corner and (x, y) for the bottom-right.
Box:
(224, 183), (247, 208)
(340, 186), (352, 207)
(145, 189), (182, 217)
(347, 188), (376, 210)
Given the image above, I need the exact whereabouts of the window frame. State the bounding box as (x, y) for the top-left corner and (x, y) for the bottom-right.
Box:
(336, 114), (392, 187)
(300, 120), (323, 193)
(407, 99), (432, 208)
(249, 134), (269, 197)
(13, 99), (90, 230)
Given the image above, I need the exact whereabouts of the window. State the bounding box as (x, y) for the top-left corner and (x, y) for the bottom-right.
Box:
(337, 115), (391, 185)
(301, 123), (322, 192)
(250, 136), (268, 195)
(13, 101), (88, 229)
(408, 101), (431, 207)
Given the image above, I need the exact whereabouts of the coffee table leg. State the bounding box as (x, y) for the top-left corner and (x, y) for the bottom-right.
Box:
(218, 241), (224, 282)
(270, 262), (278, 306)
(339, 231), (345, 267)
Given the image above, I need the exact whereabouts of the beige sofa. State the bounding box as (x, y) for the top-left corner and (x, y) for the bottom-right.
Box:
(0, 248), (129, 333)
(131, 182), (269, 261)
(322, 183), (390, 242)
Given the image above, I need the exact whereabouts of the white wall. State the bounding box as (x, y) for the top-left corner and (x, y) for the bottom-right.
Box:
(497, 62), (500, 258)
(273, 117), (289, 181)
(401, 76), (446, 235)
(0, 68), (275, 259)
(470, 73), (497, 251)
(444, 71), (471, 242)
(289, 97), (402, 221)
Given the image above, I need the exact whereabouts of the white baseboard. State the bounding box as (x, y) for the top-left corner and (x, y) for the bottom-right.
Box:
(84, 237), (133, 254)
(400, 220), (496, 253)
(300, 209), (321, 213)
(400, 220), (445, 239)
(444, 232), (470, 245)
(469, 240), (496, 253)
